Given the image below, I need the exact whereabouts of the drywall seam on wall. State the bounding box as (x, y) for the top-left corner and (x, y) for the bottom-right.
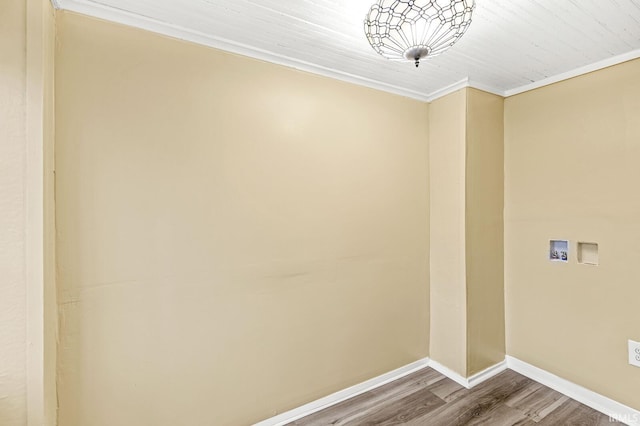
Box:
(43, 1), (57, 424)
(54, 12), (430, 425)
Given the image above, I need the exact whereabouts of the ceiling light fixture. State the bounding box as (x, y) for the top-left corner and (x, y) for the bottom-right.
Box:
(364, 0), (475, 68)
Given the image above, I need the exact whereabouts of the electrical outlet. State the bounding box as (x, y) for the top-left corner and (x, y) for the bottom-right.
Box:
(629, 340), (640, 367)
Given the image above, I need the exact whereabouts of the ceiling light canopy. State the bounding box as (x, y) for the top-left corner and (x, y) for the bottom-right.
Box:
(364, 0), (475, 67)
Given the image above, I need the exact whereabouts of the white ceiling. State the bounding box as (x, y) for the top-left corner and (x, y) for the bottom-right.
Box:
(54, 0), (640, 100)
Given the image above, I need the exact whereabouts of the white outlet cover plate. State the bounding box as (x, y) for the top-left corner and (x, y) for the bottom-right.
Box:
(629, 340), (640, 367)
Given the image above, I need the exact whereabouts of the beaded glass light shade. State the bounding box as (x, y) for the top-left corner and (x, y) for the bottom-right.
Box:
(364, 0), (475, 67)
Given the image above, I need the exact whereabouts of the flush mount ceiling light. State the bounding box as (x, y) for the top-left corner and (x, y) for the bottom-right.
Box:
(364, 0), (475, 67)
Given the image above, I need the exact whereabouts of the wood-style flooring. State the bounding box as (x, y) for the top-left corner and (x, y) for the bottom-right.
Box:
(289, 368), (619, 425)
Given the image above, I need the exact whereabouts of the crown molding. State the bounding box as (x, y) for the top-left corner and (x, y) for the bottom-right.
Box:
(504, 48), (640, 97)
(54, 0), (490, 103)
(56, 0), (431, 102)
(425, 77), (505, 102)
(466, 78), (505, 98)
(55, 0), (640, 103)
(425, 78), (470, 102)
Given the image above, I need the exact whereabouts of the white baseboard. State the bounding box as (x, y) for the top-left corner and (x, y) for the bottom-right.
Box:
(468, 360), (509, 388)
(255, 356), (639, 426)
(506, 356), (640, 426)
(426, 359), (468, 388)
(253, 358), (430, 426)
(428, 359), (507, 389)
(254, 357), (508, 425)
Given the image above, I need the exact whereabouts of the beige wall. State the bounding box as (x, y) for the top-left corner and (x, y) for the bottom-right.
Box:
(466, 88), (505, 375)
(48, 7), (640, 423)
(429, 90), (468, 376)
(0, 0), (55, 424)
(55, 12), (430, 426)
(505, 58), (640, 410)
(26, 0), (58, 424)
(0, 1), (28, 423)
(429, 88), (505, 377)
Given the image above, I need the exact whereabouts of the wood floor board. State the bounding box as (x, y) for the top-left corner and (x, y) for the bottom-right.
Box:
(462, 404), (529, 426)
(426, 377), (468, 403)
(370, 367), (448, 396)
(406, 371), (533, 426)
(535, 399), (617, 426)
(501, 381), (544, 408)
(507, 385), (570, 422)
(345, 388), (446, 426)
(290, 367), (622, 425)
(289, 368), (444, 426)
